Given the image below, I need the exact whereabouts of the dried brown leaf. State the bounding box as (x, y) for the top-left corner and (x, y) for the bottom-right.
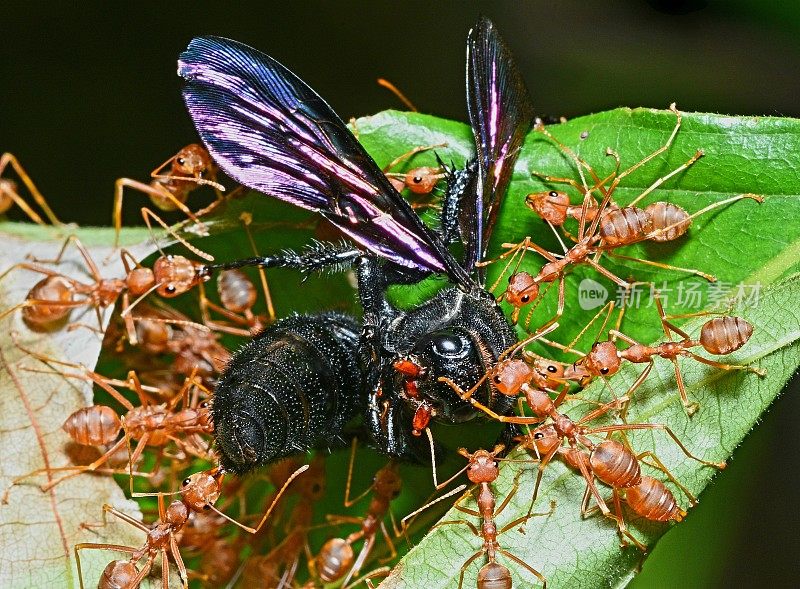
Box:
(0, 225), (170, 588)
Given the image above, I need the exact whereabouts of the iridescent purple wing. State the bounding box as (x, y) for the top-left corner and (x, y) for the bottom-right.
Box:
(179, 36), (468, 281)
(466, 18), (535, 263)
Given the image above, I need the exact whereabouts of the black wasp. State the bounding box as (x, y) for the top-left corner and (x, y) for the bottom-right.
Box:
(178, 18), (537, 474)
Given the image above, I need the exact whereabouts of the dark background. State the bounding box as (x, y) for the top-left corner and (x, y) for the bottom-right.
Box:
(2, 1), (798, 586)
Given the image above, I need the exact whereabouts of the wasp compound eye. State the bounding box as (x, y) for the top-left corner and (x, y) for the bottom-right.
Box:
(427, 331), (470, 359)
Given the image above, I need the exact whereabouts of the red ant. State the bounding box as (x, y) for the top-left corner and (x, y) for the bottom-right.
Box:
(103, 299), (231, 395)
(349, 113), (447, 204)
(75, 464), (308, 589)
(0, 238), (155, 336)
(178, 460), (314, 587)
(111, 144), (228, 247)
(315, 442), (402, 587)
(551, 295), (763, 415)
(487, 105), (762, 325)
(237, 456), (327, 587)
(441, 358), (725, 550)
(0, 152), (62, 225)
(518, 428), (692, 551)
(5, 348), (215, 495)
(419, 446), (554, 589)
(527, 104), (759, 244)
(382, 144), (447, 200)
(0, 235), (212, 342)
(196, 212), (276, 335)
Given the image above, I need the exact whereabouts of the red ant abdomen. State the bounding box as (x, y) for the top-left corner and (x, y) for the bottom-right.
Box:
(626, 475), (683, 522)
(599, 207), (653, 247)
(589, 440), (641, 488)
(217, 269), (257, 313)
(63, 405), (122, 447)
(700, 316), (754, 355)
(98, 559), (139, 589)
(23, 276), (73, 326)
(645, 201), (691, 242)
(477, 561), (513, 589)
(316, 537), (354, 583)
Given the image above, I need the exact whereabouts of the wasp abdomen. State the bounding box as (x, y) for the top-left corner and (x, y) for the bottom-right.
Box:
(211, 312), (363, 474)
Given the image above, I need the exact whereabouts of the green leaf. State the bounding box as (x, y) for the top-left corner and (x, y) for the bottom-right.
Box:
(381, 273), (800, 589)
(353, 108), (800, 588)
(4, 106), (800, 589)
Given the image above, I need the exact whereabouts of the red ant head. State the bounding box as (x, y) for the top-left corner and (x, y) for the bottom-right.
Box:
(504, 272), (539, 309)
(490, 359), (532, 396)
(295, 459), (326, 501)
(181, 469), (222, 513)
(126, 266), (156, 297)
(403, 166), (442, 194)
(23, 276), (74, 326)
(526, 190), (570, 225)
(583, 341), (621, 377)
(530, 356), (566, 388)
(153, 255), (205, 298)
(373, 463), (402, 499)
(165, 499), (190, 526)
(528, 424), (561, 457)
(174, 144), (216, 178)
(460, 447), (501, 484)
(100, 560), (139, 588)
(197, 401), (213, 431)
